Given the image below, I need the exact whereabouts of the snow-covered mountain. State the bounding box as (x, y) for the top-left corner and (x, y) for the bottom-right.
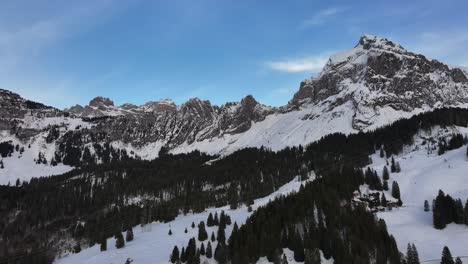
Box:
(1, 34), (468, 183)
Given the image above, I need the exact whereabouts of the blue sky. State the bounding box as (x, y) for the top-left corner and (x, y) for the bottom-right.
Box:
(1, 0), (468, 109)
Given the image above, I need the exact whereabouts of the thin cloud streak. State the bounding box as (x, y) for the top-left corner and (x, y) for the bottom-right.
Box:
(302, 7), (343, 27)
(266, 56), (329, 73)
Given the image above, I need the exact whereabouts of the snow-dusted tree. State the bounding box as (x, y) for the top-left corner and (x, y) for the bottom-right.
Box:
(198, 221), (208, 241)
(383, 166), (390, 180)
(441, 246), (454, 264)
(455, 257), (463, 264)
(126, 227), (134, 242)
(206, 241), (213, 259)
(170, 246), (180, 263)
(424, 200), (430, 212)
(392, 181), (401, 200)
(115, 232), (125, 249)
(304, 248), (321, 264)
(100, 237), (107, 251)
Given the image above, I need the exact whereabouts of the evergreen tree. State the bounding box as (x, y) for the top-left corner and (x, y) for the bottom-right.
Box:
(441, 246), (454, 264)
(464, 200), (468, 225)
(207, 213), (214, 227)
(455, 199), (464, 224)
(185, 227), (188, 233)
(455, 257), (463, 264)
(211, 231), (216, 242)
(281, 254), (289, 264)
(180, 247), (187, 263)
(168, 229), (173, 235)
(206, 241), (213, 259)
(383, 166), (390, 180)
(412, 244), (420, 264)
(73, 241), (81, 253)
(391, 157), (397, 172)
(424, 200), (430, 212)
(305, 248), (321, 264)
(198, 221), (208, 241)
(214, 212), (219, 225)
(392, 181), (401, 200)
(191, 222), (195, 228)
(214, 243), (227, 264)
(396, 162), (401, 173)
(381, 193), (388, 208)
(383, 180), (389, 191)
(100, 237), (107, 252)
(217, 224), (226, 244)
(115, 232), (125, 249)
(170, 246), (180, 263)
(200, 243), (206, 256)
(380, 147), (385, 158)
(126, 227), (134, 242)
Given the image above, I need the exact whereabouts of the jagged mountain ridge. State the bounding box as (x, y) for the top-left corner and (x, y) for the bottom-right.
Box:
(1, 34), (468, 182)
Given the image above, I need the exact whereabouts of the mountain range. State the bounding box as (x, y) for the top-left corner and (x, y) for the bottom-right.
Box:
(1, 34), (468, 182)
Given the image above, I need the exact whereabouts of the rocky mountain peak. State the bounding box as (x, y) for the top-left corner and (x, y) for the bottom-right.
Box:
(357, 34), (406, 53)
(89, 96), (114, 108)
(292, 34), (468, 129)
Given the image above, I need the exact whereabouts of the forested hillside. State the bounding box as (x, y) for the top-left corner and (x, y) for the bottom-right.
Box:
(1, 107), (468, 263)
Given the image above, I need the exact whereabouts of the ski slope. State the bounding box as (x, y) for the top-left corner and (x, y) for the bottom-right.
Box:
(371, 139), (468, 261)
(55, 175), (332, 264)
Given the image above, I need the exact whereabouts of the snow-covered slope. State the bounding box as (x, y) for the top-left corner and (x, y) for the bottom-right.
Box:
(367, 126), (468, 261)
(55, 175), (327, 264)
(2, 34), (468, 184)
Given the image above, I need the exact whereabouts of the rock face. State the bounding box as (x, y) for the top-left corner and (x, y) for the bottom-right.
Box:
(292, 34), (468, 129)
(1, 34), (468, 175)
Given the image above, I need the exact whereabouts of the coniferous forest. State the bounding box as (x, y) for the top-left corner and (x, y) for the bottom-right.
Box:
(1, 107), (468, 263)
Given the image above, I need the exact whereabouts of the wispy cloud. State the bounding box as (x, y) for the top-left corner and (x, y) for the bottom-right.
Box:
(406, 30), (468, 67)
(302, 7), (343, 27)
(0, 0), (127, 108)
(266, 55), (329, 73)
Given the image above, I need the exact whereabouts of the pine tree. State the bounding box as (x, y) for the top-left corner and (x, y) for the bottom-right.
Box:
(170, 246), (180, 263)
(211, 231), (216, 242)
(73, 241), (81, 253)
(455, 257), (463, 264)
(380, 147), (385, 158)
(207, 213), (214, 227)
(411, 244), (420, 264)
(392, 181), (401, 200)
(115, 232), (125, 249)
(214, 243), (227, 263)
(441, 246), (454, 264)
(126, 227), (134, 242)
(206, 242), (213, 258)
(383, 166), (390, 180)
(200, 243), (205, 256)
(424, 200), (430, 212)
(383, 180), (389, 191)
(281, 254), (289, 264)
(100, 237), (107, 252)
(214, 212), (219, 225)
(198, 221), (208, 241)
(381, 193), (388, 208)
(191, 222), (195, 228)
(168, 229), (173, 235)
(455, 199), (464, 224)
(185, 227), (188, 233)
(217, 225), (226, 244)
(304, 248), (321, 264)
(464, 200), (468, 225)
(180, 247), (187, 263)
(391, 157), (396, 173)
